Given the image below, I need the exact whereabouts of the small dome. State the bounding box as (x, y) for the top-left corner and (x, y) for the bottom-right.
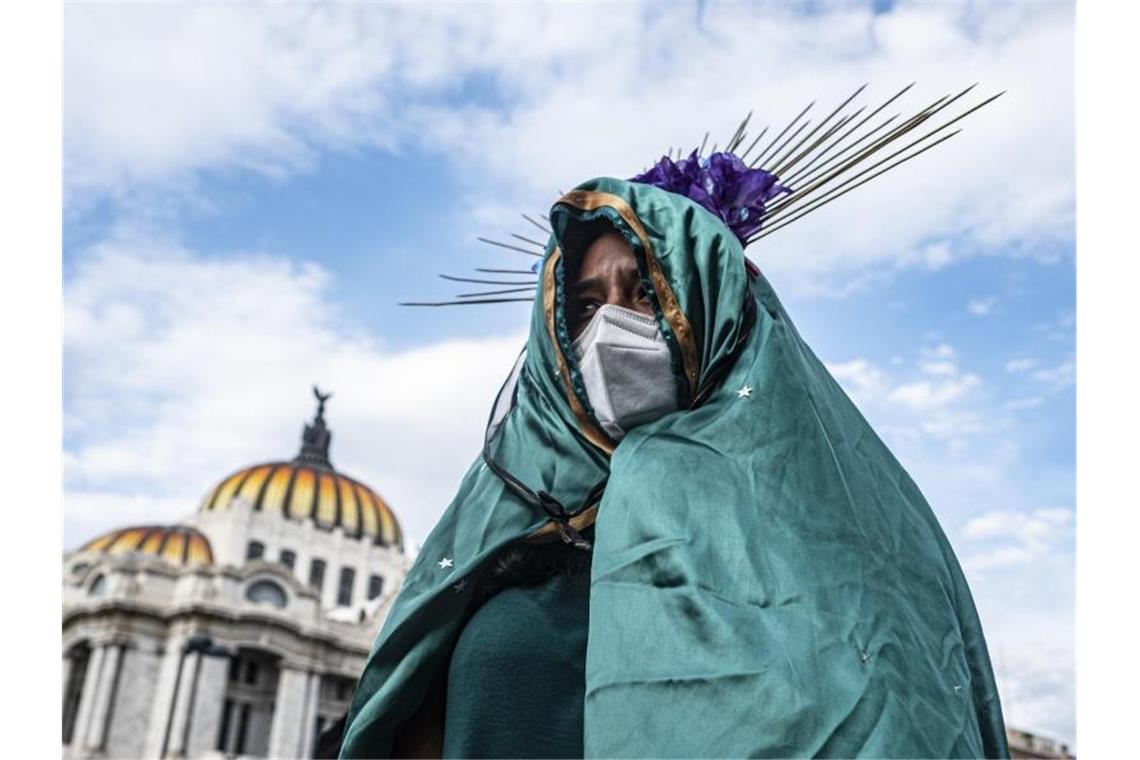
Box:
(197, 387), (404, 551)
(78, 524), (214, 566)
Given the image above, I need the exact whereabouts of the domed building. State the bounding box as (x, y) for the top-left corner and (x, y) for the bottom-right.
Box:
(62, 389), (409, 759)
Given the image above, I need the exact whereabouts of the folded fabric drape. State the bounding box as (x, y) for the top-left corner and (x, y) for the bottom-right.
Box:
(341, 177), (1009, 759)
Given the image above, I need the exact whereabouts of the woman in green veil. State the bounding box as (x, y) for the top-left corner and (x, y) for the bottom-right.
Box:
(339, 97), (1010, 759)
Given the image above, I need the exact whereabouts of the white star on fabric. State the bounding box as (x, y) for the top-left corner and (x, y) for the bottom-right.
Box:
(452, 579), (468, 593)
(736, 385), (753, 399)
(437, 557), (454, 569)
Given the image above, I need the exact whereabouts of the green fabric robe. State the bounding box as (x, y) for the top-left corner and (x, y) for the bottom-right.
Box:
(442, 558), (591, 758)
(340, 177), (1009, 759)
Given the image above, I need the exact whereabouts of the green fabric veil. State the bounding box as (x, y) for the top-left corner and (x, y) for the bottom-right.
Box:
(340, 177), (1009, 759)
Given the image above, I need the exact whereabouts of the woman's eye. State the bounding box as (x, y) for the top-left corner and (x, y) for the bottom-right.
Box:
(636, 287), (650, 303)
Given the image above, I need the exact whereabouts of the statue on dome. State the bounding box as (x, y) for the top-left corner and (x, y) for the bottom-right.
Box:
(314, 385), (333, 420)
(297, 385), (334, 467)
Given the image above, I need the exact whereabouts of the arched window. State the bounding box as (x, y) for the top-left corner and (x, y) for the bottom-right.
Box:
(308, 558), (326, 592)
(88, 574), (106, 596)
(337, 567), (355, 607)
(368, 574), (384, 600)
(246, 541), (265, 561)
(279, 549), (296, 570)
(244, 580), (287, 609)
(70, 561), (90, 577)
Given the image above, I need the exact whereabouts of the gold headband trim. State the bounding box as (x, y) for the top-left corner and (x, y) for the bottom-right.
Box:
(542, 246), (615, 456)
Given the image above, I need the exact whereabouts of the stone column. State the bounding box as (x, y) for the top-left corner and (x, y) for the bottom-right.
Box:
(69, 643), (106, 754)
(184, 650), (230, 757)
(303, 669), (321, 756)
(267, 665), (311, 758)
(82, 642), (124, 751)
(164, 650), (202, 757)
(101, 642), (159, 760)
(62, 652), (73, 707)
(141, 637), (189, 758)
(300, 674), (323, 756)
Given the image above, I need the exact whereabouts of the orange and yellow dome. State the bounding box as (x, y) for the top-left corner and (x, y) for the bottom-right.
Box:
(79, 524), (214, 566)
(196, 387), (403, 549)
(197, 461), (402, 549)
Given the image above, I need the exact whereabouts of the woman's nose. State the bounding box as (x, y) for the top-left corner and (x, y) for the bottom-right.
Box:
(608, 291), (630, 308)
(606, 290), (637, 311)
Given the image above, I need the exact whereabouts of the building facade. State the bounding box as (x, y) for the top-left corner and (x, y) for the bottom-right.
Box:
(63, 390), (408, 759)
(1007, 726), (1076, 759)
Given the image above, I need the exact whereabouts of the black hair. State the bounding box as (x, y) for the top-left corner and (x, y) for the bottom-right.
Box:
(561, 216), (619, 281)
(476, 526), (594, 603)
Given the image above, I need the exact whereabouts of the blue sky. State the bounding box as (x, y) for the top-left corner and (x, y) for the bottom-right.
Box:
(63, 1), (1074, 746)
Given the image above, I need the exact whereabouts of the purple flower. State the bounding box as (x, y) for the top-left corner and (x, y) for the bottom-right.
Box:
(629, 150), (791, 243)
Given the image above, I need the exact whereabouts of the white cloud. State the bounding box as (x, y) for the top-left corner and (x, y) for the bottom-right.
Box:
(956, 506), (1074, 741)
(919, 360), (957, 376)
(985, 610), (1075, 749)
(64, 227), (527, 551)
(964, 506), (1072, 542)
(828, 343), (997, 451)
(1006, 357), (1038, 373)
(920, 242), (955, 271)
(1034, 309), (1076, 345)
(829, 345), (984, 434)
(914, 344), (960, 377)
(1032, 358), (1075, 391)
(858, 342), (984, 417)
(66, 2), (1074, 290)
(967, 296), (998, 316)
(962, 507), (1073, 571)
(1005, 395), (1044, 411)
(924, 343), (957, 360)
(64, 491), (190, 554)
(888, 373), (981, 411)
(65, 3), (397, 197)
(823, 358), (889, 407)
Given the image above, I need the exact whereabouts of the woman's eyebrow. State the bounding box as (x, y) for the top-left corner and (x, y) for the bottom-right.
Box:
(571, 277), (603, 296)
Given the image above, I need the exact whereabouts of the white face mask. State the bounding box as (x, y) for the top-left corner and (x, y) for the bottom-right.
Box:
(572, 303), (680, 441)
